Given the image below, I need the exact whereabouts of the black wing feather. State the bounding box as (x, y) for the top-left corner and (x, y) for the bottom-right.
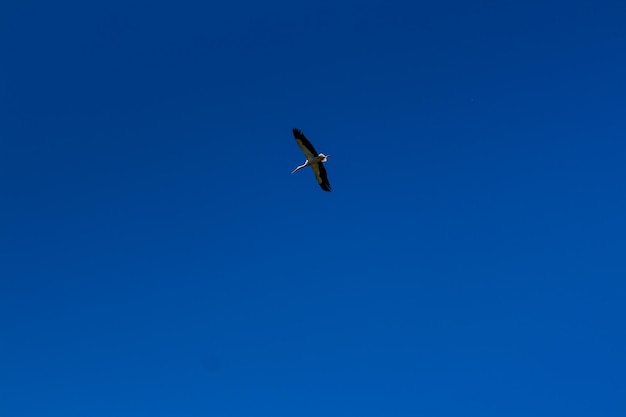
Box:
(316, 162), (332, 192)
(292, 128), (319, 156)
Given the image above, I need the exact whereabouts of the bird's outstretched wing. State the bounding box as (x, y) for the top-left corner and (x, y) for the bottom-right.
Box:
(293, 128), (319, 160)
(311, 162), (332, 192)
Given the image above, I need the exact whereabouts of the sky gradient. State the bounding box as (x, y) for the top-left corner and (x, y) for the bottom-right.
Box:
(2, 0), (626, 416)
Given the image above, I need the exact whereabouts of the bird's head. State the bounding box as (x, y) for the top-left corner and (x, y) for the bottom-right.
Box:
(320, 153), (331, 162)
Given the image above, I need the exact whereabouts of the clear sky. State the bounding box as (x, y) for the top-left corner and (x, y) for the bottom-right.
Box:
(2, 0), (625, 416)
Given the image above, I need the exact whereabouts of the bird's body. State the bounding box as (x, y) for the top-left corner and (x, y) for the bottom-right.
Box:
(291, 128), (332, 192)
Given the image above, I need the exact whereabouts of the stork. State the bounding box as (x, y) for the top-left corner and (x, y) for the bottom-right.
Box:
(291, 128), (332, 192)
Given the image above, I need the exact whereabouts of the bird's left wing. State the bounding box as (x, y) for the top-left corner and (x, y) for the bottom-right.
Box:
(311, 162), (332, 192)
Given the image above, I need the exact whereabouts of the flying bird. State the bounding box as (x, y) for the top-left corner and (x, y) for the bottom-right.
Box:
(291, 128), (332, 192)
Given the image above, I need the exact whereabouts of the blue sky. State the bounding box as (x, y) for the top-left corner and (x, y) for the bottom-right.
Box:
(2, 0), (625, 415)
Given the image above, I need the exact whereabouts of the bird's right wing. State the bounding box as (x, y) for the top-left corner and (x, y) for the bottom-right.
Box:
(293, 128), (319, 160)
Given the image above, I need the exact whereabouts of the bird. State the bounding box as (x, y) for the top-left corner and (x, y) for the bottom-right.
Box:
(291, 128), (332, 192)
